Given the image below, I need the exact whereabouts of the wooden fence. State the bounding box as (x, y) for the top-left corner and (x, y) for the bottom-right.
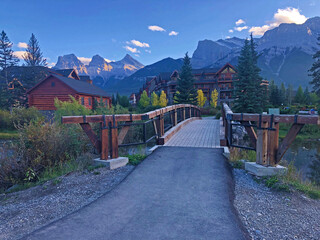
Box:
(62, 104), (201, 160)
(222, 103), (320, 166)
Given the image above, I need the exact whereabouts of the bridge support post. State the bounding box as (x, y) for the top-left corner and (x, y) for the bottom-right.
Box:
(189, 108), (192, 118)
(256, 122), (268, 165)
(155, 114), (165, 144)
(110, 120), (119, 159)
(267, 122), (279, 166)
(101, 127), (109, 160)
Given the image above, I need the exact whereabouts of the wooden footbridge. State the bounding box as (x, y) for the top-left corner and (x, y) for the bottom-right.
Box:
(62, 104), (319, 167)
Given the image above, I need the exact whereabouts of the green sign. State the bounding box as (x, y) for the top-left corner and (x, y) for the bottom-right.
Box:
(268, 108), (280, 115)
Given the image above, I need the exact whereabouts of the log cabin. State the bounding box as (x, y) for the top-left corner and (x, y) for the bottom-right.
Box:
(27, 72), (111, 110)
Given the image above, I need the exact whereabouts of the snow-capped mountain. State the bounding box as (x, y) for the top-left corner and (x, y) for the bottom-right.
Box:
(54, 53), (144, 86)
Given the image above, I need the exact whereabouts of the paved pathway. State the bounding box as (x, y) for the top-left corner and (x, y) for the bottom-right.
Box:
(24, 147), (247, 240)
(165, 118), (220, 148)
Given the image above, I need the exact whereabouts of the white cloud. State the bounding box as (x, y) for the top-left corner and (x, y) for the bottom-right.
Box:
(78, 57), (92, 65)
(130, 40), (150, 48)
(17, 42), (28, 49)
(226, 36), (231, 39)
(13, 51), (26, 59)
(145, 49), (151, 54)
(148, 25), (166, 32)
(249, 7), (308, 36)
(169, 31), (179, 36)
(228, 29), (234, 33)
(124, 46), (140, 53)
(234, 26), (248, 32)
(236, 19), (245, 25)
(47, 62), (55, 68)
(134, 54), (140, 57)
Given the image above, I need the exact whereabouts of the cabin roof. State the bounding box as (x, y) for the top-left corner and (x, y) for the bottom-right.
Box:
(79, 75), (91, 81)
(27, 73), (109, 97)
(52, 74), (108, 97)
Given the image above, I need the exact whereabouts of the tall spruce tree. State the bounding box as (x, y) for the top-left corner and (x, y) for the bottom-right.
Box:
(23, 33), (47, 66)
(309, 36), (320, 96)
(0, 31), (18, 110)
(0, 31), (18, 87)
(175, 53), (197, 104)
(234, 35), (264, 113)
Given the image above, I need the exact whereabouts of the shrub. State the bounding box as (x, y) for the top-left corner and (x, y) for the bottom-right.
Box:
(10, 107), (44, 129)
(0, 120), (91, 191)
(54, 96), (91, 122)
(0, 109), (13, 130)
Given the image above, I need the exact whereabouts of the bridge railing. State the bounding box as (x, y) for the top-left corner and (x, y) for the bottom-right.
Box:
(62, 104), (201, 160)
(222, 103), (319, 166)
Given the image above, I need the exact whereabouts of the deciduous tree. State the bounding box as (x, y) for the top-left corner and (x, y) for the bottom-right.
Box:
(197, 89), (206, 107)
(210, 89), (218, 108)
(139, 90), (150, 108)
(151, 92), (159, 106)
(159, 90), (168, 107)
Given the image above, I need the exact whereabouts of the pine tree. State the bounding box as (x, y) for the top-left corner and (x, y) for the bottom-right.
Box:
(151, 92), (159, 107)
(139, 90), (150, 108)
(111, 94), (116, 105)
(234, 36), (264, 113)
(159, 91), (168, 107)
(309, 36), (320, 96)
(280, 83), (286, 105)
(175, 53), (197, 104)
(23, 33), (47, 66)
(286, 84), (293, 106)
(304, 87), (310, 105)
(210, 89), (218, 108)
(197, 89), (206, 107)
(0, 31), (18, 88)
(294, 86), (305, 104)
(173, 91), (180, 104)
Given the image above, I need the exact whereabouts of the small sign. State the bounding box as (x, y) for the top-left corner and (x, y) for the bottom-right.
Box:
(268, 108), (280, 115)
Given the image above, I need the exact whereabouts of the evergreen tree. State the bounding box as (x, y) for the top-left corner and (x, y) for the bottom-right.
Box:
(139, 90), (150, 108)
(23, 33), (47, 66)
(210, 89), (218, 108)
(280, 83), (286, 105)
(294, 86), (305, 104)
(234, 36), (264, 113)
(197, 89), (206, 107)
(304, 87), (310, 105)
(286, 84), (293, 106)
(0, 31), (18, 88)
(159, 91), (168, 107)
(111, 94), (116, 105)
(116, 92), (121, 105)
(173, 91), (180, 104)
(269, 80), (282, 107)
(175, 53), (197, 104)
(92, 98), (98, 111)
(151, 92), (159, 107)
(309, 36), (320, 96)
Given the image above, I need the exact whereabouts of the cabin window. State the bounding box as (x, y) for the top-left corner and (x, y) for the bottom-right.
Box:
(81, 97), (84, 105)
(51, 82), (55, 87)
(88, 98), (92, 106)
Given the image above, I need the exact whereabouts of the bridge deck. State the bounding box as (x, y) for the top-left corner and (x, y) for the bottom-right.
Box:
(165, 117), (220, 148)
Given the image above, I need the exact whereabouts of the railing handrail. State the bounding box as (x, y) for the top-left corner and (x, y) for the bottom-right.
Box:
(222, 103), (319, 125)
(62, 104), (200, 124)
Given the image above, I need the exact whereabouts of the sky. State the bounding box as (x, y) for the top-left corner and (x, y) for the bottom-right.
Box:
(0, 0), (319, 67)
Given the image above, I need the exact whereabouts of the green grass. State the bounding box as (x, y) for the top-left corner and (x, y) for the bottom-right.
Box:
(126, 154), (146, 166)
(279, 123), (320, 140)
(0, 129), (18, 139)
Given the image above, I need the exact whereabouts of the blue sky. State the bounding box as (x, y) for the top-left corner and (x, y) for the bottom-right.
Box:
(0, 0), (319, 66)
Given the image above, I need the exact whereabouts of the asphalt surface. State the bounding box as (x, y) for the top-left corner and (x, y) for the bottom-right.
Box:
(23, 147), (247, 240)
